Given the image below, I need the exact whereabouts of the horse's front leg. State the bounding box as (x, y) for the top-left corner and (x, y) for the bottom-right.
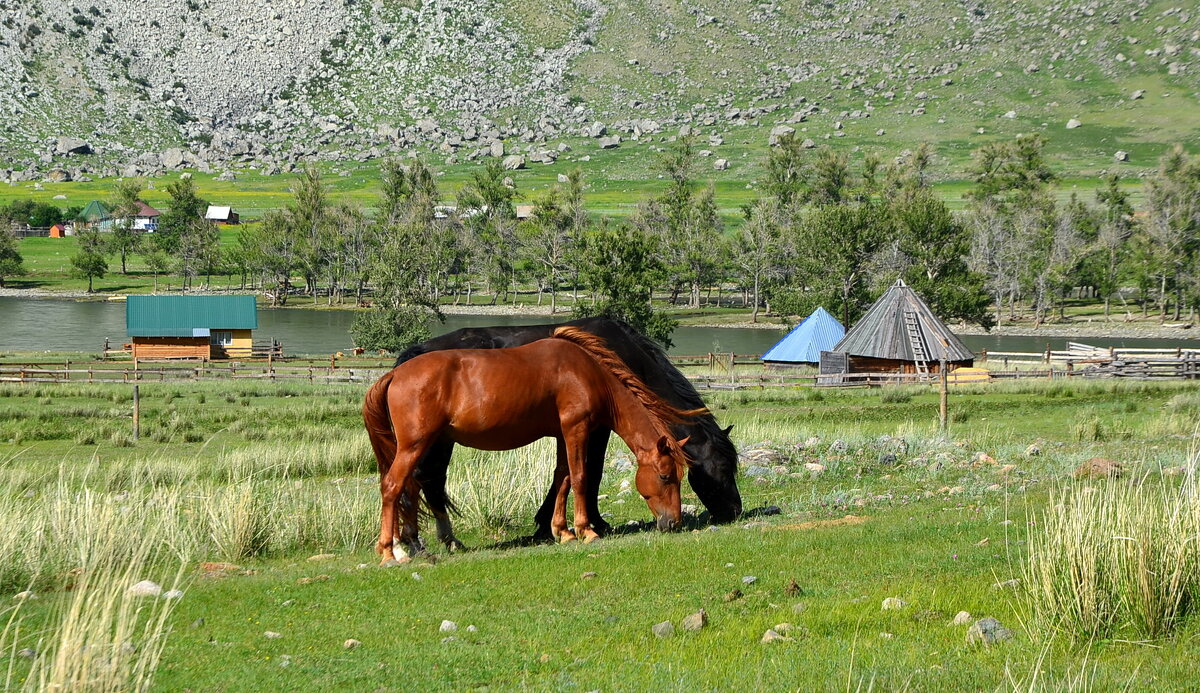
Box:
(550, 439), (573, 542)
(584, 428), (613, 535)
(564, 430), (601, 543)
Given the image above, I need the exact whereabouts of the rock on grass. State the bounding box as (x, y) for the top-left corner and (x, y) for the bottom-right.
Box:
(881, 597), (907, 610)
(343, 638), (361, 650)
(128, 580), (162, 597)
(681, 610), (707, 632)
(966, 617), (1012, 646)
(652, 621), (674, 638)
(951, 611), (972, 626)
(439, 620), (458, 633)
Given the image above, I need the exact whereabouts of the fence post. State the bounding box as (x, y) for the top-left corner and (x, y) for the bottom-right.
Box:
(132, 384), (140, 441)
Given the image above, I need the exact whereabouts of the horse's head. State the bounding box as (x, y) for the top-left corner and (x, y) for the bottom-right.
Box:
(636, 435), (689, 532)
(681, 425), (742, 523)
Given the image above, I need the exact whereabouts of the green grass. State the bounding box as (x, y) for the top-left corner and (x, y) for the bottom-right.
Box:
(1, 377), (1198, 689)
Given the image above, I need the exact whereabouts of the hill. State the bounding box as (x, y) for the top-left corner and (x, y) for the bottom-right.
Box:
(1, 0), (1198, 183)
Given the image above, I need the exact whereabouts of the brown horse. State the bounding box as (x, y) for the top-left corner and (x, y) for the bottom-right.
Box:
(362, 326), (703, 562)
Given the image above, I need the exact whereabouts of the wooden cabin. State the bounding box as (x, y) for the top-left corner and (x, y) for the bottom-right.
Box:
(822, 279), (974, 376)
(126, 295), (257, 360)
(49, 224), (67, 238)
(204, 205), (240, 225)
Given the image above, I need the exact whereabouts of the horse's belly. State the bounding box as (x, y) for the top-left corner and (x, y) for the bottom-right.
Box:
(446, 424), (553, 451)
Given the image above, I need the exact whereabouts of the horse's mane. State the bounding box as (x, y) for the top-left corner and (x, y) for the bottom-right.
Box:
(552, 326), (707, 468)
(603, 320), (739, 464)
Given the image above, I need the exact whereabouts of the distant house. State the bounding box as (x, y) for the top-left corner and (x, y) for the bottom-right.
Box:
(761, 307), (845, 367)
(126, 295), (258, 360)
(131, 202), (161, 231)
(49, 224), (67, 238)
(79, 200), (111, 229)
(204, 205), (240, 225)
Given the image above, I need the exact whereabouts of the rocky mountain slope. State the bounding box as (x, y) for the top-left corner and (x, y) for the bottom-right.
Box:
(0, 0), (1197, 181)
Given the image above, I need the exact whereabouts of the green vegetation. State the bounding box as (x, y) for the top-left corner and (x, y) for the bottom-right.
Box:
(0, 376), (1198, 689)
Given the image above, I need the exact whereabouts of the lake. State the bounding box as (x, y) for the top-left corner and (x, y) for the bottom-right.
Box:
(1, 296), (1196, 357)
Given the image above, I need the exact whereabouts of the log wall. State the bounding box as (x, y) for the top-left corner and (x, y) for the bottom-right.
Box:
(131, 337), (210, 360)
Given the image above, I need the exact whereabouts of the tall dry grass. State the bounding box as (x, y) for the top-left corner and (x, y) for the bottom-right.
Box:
(1022, 457), (1200, 643)
(2, 499), (188, 692)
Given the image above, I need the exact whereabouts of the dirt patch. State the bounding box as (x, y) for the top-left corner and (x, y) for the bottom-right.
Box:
(767, 515), (868, 531)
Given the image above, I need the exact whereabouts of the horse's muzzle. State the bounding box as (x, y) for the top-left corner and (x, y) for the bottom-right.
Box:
(657, 514), (681, 532)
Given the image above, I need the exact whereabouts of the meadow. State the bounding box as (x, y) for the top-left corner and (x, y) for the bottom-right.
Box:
(1, 371), (1198, 690)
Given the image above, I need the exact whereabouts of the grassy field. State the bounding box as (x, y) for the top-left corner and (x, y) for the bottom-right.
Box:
(1, 372), (1198, 690)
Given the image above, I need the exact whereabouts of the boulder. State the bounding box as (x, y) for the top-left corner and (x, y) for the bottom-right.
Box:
(489, 141), (504, 158)
(768, 125), (795, 145)
(1074, 457), (1122, 479)
(598, 136), (621, 149)
(54, 137), (93, 156)
(966, 617), (1012, 647)
(713, 158), (729, 170)
(1066, 118), (1082, 129)
(501, 155), (526, 170)
(1114, 151), (1129, 162)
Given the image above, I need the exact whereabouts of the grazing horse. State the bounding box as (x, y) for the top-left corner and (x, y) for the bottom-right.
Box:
(363, 326), (701, 562)
(394, 317), (742, 538)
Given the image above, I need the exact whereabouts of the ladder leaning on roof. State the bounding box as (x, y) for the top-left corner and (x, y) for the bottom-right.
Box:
(903, 310), (931, 377)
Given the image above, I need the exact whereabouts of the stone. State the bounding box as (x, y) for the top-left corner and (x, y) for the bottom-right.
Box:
(713, 158), (729, 170)
(587, 122), (607, 138)
(1066, 118), (1082, 129)
(264, 631), (282, 639)
(800, 138), (816, 149)
(993, 579), (1020, 590)
(881, 597), (907, 611)
(13, 590), (35, 601)
(1114, 151), (1129, 162)
(1130, 89), (1145, 100)
(761, 628), (792, 643)
(557, 173), (570, 183)
(489, 141), (505, 158)
(1074, 457), (1122, 479)
(439, 620), (458, 632)
(343, 638), (361, 650)
(681, 609), (708, 632)
(17, 648), (37, 659)
(54, 137), (93, 156)
(803, 462), (825, 475)
(1024, 443), (1041, 457)
(723, 589), (743, 602)
(742, 576), (758, 585)
(743, 465), (772, 477)
(951, 611), (972, 626)
(652, 621), (674, 638)
(501, 155), (526, 170)
(966, 617), (1012, 646)
(162, 589), (185, 600)
(581, 571), (597, 579)
(598, 136), (621, 149)
(128, 580), (162, 597)
(768, 125), (795, 145)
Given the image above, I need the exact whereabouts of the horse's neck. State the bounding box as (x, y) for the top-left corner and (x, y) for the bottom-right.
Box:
(605, 380), (662, 456)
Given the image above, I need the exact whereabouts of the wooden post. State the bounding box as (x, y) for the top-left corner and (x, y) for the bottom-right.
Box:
(1044, 344), (1051, 363)
(980, 349), (987, 363)
(939, 347), (948, 435)
(132, 385), (140, 441)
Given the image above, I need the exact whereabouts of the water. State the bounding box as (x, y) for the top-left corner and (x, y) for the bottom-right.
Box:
(1, 296), (1196, 357)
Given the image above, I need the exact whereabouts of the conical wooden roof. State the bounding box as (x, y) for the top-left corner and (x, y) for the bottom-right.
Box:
(833, 279), (974, 362)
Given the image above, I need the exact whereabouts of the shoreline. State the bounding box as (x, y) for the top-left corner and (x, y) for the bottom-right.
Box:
(1, 288), (1196, 340)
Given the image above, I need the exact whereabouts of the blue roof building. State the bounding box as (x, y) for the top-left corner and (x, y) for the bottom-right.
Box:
(761, 307), (846, 365)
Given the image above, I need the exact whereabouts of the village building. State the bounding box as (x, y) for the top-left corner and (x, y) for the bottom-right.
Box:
(126, 295), (258, 360)
(761, 307), (845, 367)
(79, 200), (112, 229)
(130, 202), (161, 231)
(48, 223), (67, 238)
(204, 205), (240, 225)
(822, 279), (974, 375)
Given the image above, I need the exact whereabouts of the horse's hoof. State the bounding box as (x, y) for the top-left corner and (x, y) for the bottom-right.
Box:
(558, 530), (577, 544)
(581, 529), (601, 544)
(446, 540), (466, 553)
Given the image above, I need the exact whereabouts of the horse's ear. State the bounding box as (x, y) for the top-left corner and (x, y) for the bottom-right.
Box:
(656, 436), (672, 455)
(722, 425), (734, 436)
(677, 436), (691, 448)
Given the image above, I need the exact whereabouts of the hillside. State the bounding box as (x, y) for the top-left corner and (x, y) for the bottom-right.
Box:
(1, 0), (1198, 183)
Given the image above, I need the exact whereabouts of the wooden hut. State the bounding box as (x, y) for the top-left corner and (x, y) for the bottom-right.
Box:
(204, 205), (240, 225)
(126, 295), (257, 360)
(48, 224), (67, 238)
(823, 279), (974, 375)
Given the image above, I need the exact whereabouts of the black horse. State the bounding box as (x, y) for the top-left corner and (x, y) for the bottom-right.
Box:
(392, 316), (742, 538)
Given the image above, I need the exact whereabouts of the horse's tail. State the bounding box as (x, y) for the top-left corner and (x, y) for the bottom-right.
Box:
(363, 369), (398, 477)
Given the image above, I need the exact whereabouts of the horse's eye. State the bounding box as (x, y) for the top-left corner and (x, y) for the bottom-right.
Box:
(658, 474), (671, 482)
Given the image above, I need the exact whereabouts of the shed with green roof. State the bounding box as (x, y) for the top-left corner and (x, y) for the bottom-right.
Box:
(126, 295), (258, 359)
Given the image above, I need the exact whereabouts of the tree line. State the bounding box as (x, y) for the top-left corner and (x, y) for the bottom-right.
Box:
(2, 137), (1197, 348)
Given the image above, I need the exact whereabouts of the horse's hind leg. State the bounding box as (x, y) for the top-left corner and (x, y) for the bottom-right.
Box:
(378, 442), (429, 564)
(417, 439), (465, 552)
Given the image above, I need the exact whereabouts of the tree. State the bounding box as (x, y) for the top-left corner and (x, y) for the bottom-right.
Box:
(1142, 145), (1200, 319)
(349, 306), (432, 353)
(574, 223), (675, 346)
(70, 231), (109, 293)
(0, 227), (24, 287)
(893, 190), (995, 328)
(251, 210), (300, 306)
(734, 199), (783, 322)
(290, 165), (334, 302)
(458, 160), (518, 303)
(783, 202), (888, 326)
(520, 186), (574, 313)
(108, 179), (143, 274)
(143, 248), (172, 293)
(156, 177), (207, 254)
